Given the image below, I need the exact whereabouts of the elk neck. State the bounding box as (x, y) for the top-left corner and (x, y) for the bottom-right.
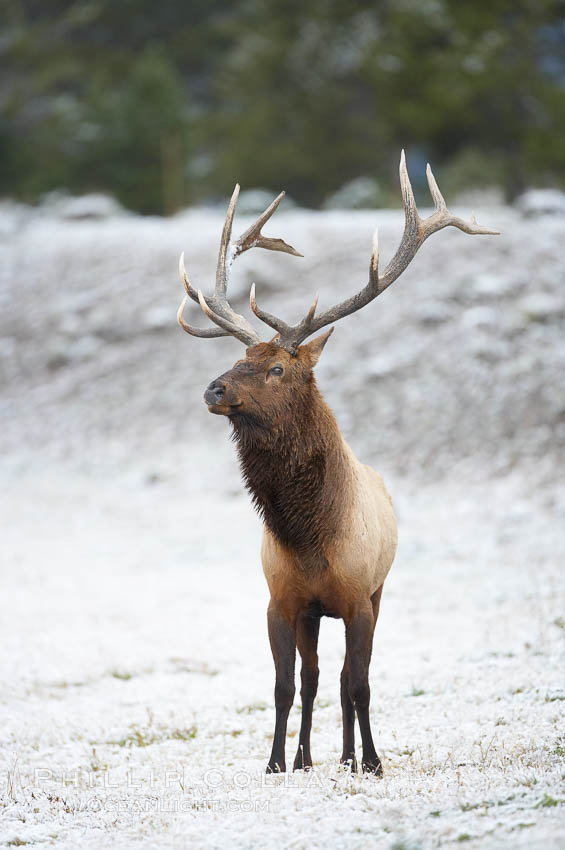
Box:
(230, 377), (353, 559)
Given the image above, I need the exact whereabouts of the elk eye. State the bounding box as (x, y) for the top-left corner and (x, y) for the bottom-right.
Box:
(269, 365), (284, 377)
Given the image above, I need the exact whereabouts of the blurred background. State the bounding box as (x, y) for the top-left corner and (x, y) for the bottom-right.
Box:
(2, 0), (565, 214)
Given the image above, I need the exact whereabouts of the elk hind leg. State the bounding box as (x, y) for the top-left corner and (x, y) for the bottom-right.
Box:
(345, 586), (383, 776)
(340, 657), (357, 771)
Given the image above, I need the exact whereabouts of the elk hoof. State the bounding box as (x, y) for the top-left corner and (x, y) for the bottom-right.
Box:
(266, 761), (285, 774)
(293, 752), (313, 771)
(362, 756), (383, 777)
(340, 755), (358, 773)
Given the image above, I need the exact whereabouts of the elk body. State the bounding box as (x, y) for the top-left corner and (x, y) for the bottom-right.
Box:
(177, 153), (498, 774)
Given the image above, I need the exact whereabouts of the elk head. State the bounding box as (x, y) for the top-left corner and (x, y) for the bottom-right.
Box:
(202, 333), (333, 435)
(177, 151), (498, 425)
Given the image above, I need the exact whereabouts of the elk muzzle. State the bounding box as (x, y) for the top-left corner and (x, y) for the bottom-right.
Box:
(204, 378), (242, 415)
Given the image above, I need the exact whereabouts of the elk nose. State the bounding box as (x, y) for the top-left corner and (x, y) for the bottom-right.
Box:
(204, 379), (225, 405)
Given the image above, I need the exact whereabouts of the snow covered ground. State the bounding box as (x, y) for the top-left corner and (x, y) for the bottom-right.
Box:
(1, 199), (564, 848)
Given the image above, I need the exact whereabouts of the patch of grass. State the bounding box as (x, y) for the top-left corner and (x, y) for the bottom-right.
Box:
(460, 795), (516, 812)
(230, 729), (243, 738)
(107, 723), (199, 748)
(171, 726), (197, 741)
(476, 734), (497, 768)
(46, 794), (72, 813)
(545, 691), (565, 702)
(7, 840), (30, 847)
(409, 686), (425, 697)
(457, 835), (472, 843)
(110, 670), (133, 681)
(553, 616), (565, 630)
(429, 810), (441, 818)
(169, 658), (219, 676)
(553, 739), (565, 757)
(52, 680), (86, 689)
(343, 783), (367, 797)
(461, 799), (494, 812)
(111, 727), (159, 748)
(237, 702), (268, 714)
(535, 793), (562, 808)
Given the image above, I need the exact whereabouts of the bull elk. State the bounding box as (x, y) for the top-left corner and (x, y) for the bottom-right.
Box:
(177, 152), (498, 774)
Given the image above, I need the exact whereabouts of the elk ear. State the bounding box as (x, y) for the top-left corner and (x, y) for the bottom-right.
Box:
(300, 327), (334, 366)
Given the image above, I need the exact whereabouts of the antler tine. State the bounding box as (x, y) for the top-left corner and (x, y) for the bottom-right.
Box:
(425, 163), (447, 212)
(306, 292), (319, 322)
(177, 295), (230, 339)
(370, 228), (379, 285)
(192, 291), (255, 346)
(399, 148), (420, 237)
(259, 151), (498, 353)
(215, 183), (240, 298)
(235, 192), (303, 259)
(249, 283), (292, 336)
(251, 283), (322, 355)
(420, 162), (499, 237)
(179, 252), (199, 304)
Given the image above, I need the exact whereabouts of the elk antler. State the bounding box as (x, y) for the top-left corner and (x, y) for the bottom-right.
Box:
(250, 150), (499, 353)
(177, 185), (302, 347)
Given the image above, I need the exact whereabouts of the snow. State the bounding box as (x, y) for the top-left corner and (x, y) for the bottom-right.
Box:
(514, 189), (565, 218)
(1, 201), (564, 848)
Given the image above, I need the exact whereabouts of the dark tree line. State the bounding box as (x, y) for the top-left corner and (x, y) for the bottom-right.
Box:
(1, 0), (564, 214)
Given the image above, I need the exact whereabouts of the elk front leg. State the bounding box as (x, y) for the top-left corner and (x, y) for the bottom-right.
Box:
(293, 612), (320, 770)
(344, 587), (383, 776)
(266, 601), (296, 773)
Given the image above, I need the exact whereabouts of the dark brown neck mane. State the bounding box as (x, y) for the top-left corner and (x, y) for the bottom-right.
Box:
(230, 377), (351, 555)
